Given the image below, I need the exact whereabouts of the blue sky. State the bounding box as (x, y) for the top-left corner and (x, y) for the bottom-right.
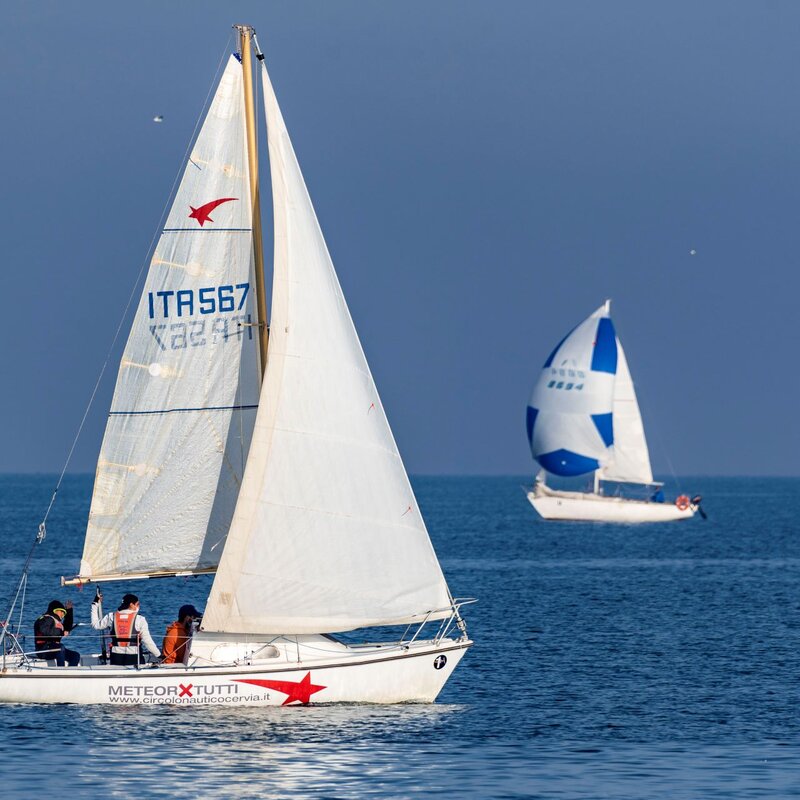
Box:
(1, 1), (798, 476)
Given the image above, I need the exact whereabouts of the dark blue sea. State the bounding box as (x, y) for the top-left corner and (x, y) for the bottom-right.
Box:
(1, 475), (799, 798)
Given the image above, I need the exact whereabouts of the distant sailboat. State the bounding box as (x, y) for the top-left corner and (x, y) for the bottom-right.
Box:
(525, 301), (699, 523)
(0, 25), (471, 705)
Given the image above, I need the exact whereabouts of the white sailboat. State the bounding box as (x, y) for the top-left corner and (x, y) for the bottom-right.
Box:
(0, 26), (471, 705)
(525, 301), (700, 523)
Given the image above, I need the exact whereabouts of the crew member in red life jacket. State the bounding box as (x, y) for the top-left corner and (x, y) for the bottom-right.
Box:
(33, 599), (79, 666)
(90, 591), (161, 666)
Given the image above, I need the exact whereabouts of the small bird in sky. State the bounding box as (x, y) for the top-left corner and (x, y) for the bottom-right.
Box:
(153, 115), (164, 123)
(689, 249), (697, 256)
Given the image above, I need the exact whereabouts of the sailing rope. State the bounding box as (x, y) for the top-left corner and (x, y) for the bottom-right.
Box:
(0, 35), (236, 650)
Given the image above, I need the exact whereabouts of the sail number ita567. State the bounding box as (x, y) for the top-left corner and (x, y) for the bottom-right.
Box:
(147, 283), (254, 351)
(147, 283), (250, 319)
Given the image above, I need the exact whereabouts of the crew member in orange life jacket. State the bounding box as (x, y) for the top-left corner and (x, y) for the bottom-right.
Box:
(91, 591), (161, 666)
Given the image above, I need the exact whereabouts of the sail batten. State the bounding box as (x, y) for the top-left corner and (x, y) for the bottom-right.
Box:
(77, 57), (261, 582)
(202, 60), (452, 635)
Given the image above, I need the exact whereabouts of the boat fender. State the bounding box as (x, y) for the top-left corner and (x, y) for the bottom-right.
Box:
(675, 495), (690, 511)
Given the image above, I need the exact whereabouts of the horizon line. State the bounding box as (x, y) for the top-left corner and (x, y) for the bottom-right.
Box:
(0, 471), (798, 480)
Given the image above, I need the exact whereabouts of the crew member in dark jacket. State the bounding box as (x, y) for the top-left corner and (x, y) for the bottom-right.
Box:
(33, 600), (80, 666)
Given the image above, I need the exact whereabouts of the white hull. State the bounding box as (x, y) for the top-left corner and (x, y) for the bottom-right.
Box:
(527, 486), (695, 523)
(0, 634), (470, 706)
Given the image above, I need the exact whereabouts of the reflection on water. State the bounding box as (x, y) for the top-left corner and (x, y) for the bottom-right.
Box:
(5, 702), (798, 798)
(6, 705), (800, 800)
(7, 703), (467, 797)
(3, 703), (798, 799)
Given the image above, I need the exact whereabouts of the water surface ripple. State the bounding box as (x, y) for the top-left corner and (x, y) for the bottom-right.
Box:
(1, 475), (798, 798)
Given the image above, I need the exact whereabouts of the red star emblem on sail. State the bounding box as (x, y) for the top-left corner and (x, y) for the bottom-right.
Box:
(188, 197), (237, 226)
(234, 672), (326, 705)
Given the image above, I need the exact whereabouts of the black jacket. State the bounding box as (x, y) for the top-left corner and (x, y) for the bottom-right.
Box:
(33, 609), (75, 658)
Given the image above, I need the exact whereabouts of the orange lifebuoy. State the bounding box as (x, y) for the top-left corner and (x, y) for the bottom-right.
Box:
(675, 494), (690, 511)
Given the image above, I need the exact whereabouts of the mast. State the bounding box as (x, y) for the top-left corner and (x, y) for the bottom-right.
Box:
(236, 24), (269, 379)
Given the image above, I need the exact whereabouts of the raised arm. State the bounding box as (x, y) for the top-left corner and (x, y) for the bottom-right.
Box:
(90, 599), (113, 631)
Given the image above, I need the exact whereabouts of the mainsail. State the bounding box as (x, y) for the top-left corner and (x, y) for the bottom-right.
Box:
(527, 302), (618, 477)
(202, 60), (453, 635)
(76, 57), (260, 581)
(600, 338), (654, 484)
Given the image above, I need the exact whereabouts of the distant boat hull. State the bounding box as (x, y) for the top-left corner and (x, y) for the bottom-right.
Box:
(527, 484), (695, 523)
(0, 635), (470, 706)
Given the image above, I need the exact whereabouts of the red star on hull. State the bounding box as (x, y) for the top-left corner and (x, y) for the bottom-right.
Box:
(188, 197), (238, 226)
(234, 672), (326, 705)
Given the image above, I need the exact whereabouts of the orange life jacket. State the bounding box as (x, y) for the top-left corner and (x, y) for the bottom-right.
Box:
(161, 620), (190, 664)
(111, 611), (139, 650)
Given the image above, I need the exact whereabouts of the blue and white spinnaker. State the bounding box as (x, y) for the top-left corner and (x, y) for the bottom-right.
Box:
(526, 301), (618, 477)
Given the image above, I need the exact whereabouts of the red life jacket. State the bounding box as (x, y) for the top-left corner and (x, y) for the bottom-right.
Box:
(33, 614), (64, 653)
(111, 611), (139, 650)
